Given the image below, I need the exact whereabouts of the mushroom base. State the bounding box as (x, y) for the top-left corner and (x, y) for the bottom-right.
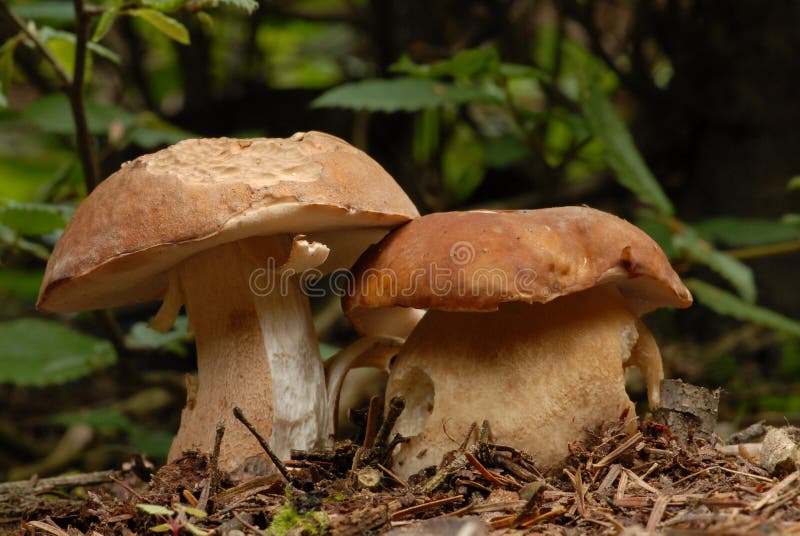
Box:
(167, 237), (326, 473)
(386, 285), (661, 478)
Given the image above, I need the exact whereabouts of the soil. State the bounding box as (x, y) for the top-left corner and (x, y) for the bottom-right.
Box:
(3, 411), (799, 535)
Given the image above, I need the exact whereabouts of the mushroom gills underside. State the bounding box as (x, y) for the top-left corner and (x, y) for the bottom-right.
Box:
(163, 236), (327, 473)
(385, 284), (663, 478)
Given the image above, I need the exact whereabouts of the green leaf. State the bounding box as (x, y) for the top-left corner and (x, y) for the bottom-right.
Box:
(22, 94), (136, 135)
(673, 227), (756, 303)
(0, 223), (51, 259)
(137, 504), (175, 517)
(0, 199), (73, 236)
(129, 112), (192, 148)
(0, 319), (117, 386)
(92, 8), (119, 42)
(319, 343), (341, 361)
(183, 523), (210, 536)
(129, 9), (190, 45)
(694, 217), (800, 247)
(194, 0), (259, 13)
(312, 78), (499, 112)
(782, 214), (800, 226)
(0, 39), (19, 103)
(179, 506), (208, 519)
(686, 278), (800, 337)
(789, 176), (800, 190)
(582, 85), (673, 215)
(150, 524), (172, 533)
(12, 3), (75, 22)
(412, 108), (439, 163)
(0, 83), (6, 108)
(498, 63), (551, 82)
(0, 268), (43, 304)
(140, 0), (188, 11)
(125, 316), (191, 355)
(442, 122), (486, 202)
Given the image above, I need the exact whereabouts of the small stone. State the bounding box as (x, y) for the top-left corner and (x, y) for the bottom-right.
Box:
(760, 427), (800, 476)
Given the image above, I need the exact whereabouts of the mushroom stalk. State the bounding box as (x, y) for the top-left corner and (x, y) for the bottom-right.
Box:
(167, 236), (327, 473)
(386, 285), (661, 478)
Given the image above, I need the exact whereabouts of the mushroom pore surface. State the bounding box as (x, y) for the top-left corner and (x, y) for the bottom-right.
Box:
(386, 284), (660, 478)
(167, 235), (326, 473)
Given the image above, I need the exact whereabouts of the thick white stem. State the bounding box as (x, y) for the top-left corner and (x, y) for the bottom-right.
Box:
(167, 237), (326, 473)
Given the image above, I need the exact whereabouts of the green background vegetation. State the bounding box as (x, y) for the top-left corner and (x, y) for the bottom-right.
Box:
(0, 0), (798, 479)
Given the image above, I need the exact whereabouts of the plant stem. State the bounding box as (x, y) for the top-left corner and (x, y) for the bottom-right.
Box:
(724, 240), (800, 260)
(0, 2), (71, 87)
(70, 0), (100, 192)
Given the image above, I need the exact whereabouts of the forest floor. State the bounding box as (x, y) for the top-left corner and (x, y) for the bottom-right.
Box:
(3, 401), (800, 536)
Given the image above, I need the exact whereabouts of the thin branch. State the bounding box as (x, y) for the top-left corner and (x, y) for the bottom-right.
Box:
(69, 0), (100, 191)
(0, 1), (71, 87)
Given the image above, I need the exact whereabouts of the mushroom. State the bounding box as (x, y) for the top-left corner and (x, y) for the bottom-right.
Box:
(37, 132), (419, 472)
(344, 207), (692, 477)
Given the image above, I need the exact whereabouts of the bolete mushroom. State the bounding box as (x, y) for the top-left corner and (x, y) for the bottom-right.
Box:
(344, 207), (692, 477)
(37, 132), (418, 472)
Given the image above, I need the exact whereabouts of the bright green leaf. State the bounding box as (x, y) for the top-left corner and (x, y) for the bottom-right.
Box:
(694, 217), (800, 247)
(183, 522), (210, 536)
(312, 78), (499, 112)
(180, 506), (208, 519)
(0, 319), (117, 386)
(0, 39), (19, 102)
(140, 0), (187, 11)
(137, 503), (175, 516)
(442, 122), (486, 202)
(92, 8), (119, 42)
(686, 278), (800, 337)
(789, 176), (800, 190)
(0, 199), (73, 236)
(129, 9), (190, 45)
(150, 524), (172, 533)
(582, 85), (673, 215)
(673, 227), (756, 303)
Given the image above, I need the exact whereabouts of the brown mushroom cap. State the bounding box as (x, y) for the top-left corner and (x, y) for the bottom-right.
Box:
(344, 207), (691, 326)
(38, 131), (419, 313)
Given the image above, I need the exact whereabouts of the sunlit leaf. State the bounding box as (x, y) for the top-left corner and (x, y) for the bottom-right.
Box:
(673, 227), (756, 303)
(0, 39), (18, 103)
(137, 504), (175, 516)
(0, 319), (117, 386)
(128, 9), (190, 45)
(582, 84), (673, 215)
(694, 217), (800, 247)
(312, 78), (499, 112)
(150, 524), (172, 533)
(686, 278), (800, 337)
(92, 8), (119, 42)
(179, 506), (208, 519)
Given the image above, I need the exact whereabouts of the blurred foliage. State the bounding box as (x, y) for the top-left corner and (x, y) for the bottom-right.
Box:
(0, 0), (798, 475)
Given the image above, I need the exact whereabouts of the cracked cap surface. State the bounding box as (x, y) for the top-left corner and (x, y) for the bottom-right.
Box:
(38, 131), (419, 312)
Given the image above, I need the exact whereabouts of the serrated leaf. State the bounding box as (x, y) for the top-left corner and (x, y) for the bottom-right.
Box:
(582, 84), (673, 215)
(92, 8), (119, 42)
(129, 9), (190, 45)
(312, 78), (499, 112)
(694, 217), (800, 247)
(789, 176), (800, 190)
(0, 199), (73, 235)
(137, 504), (175, 516)
(0, 319), (117, 386)
(686, 278), (800, 337)
(673, 227), (756, 303)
